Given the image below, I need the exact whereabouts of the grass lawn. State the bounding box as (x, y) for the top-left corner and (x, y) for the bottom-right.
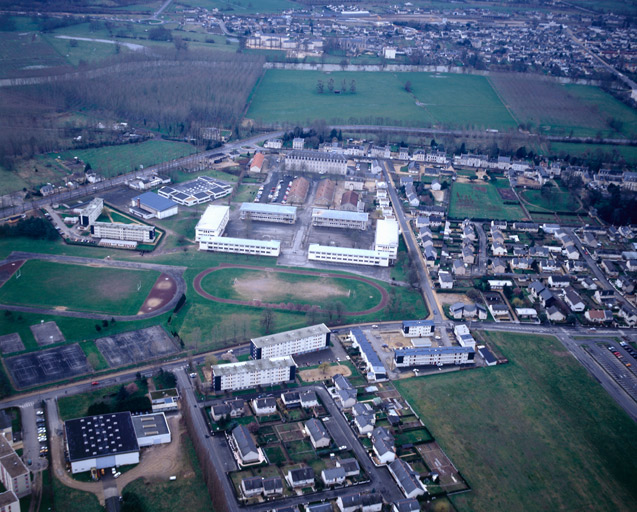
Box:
(395, 331), (637, 512)
(0, 259), (159, 315)
(176, 0), (303, 14)
(52, 139), (197, 178)
(449, 180), (525, 220)
(51, 473), (102, 512)
(520, 187), (581, 213)
(123, 434), (212, 512)
(547, 141), (637, 165)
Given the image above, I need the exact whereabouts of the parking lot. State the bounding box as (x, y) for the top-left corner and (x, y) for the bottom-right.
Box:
(586, 342), (637, 402)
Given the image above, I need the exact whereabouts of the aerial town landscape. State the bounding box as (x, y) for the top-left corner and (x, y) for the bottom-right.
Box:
(0, 0), (636, 511)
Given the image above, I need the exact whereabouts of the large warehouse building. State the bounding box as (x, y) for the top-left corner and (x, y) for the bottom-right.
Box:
(199, 235), (281, 257)
(308, 244), (390, 267)
(239, 203), (297, 224)
(311, 209), (368, 230)
(91, 222), (155, 243)
(211, 356), (296, 392)
(130, 192), (178, 219)
(250, 324), (331, 360)
(394, 346), (475, 367)
(285, 150), (347, 175)
(65, 412), (140, 474)
(195, 205), (229, 241)
(158, 176), (232, 206)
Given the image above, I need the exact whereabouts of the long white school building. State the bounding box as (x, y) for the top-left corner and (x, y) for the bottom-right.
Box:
(308, 244), (390, 267)
(198, 236), (281, 257)
(250, 324), (331, 359)
(211, 356), (297, 392)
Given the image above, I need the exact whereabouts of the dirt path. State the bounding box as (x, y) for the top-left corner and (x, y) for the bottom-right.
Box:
(193, 263), (390, 316)
(28, 471), (42, 512)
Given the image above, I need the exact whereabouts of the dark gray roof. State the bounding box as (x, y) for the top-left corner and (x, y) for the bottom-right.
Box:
(65, 412), (139, 462)
(288, 466), (314, 483)
(337, 457), (360, 474)
(322, 466), (346, 481)
(232, 425), (258, 459)
(242, 476), (263, 491)
(389, 458), (424, 495)
(131, 413), (169, 439)
(305, 418), (329, 442)
(262, 476), (283, 493)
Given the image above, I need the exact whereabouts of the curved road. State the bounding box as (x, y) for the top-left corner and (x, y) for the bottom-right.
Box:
(193, 263), (389, 316)
(0, 251), (186, 321)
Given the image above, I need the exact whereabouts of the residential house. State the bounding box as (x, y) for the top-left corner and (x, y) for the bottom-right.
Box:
(619, 306), (637, 327)
(322, 467), (346, 486)
(354, 414), (375, 435)
(452, 259), (466, 276)
(563, 287), (585, 312)
(547, 305), (566, 322)
(252, 398), (277, 416)
(492, 241), (507, 256)
(372, 427), (396, 465)
(438, 271), (453, 289)
(286, 467), (315, 488)
(392, 499), (421, 512)
(492, 258), (507, 274)
(232, 425), (260, 465)
(300, 390), (319, 408)
(337, 458), (360, 478)
(388, 458), (426, 499)
(548, 275), (570, 288)
(594, 289), (616, 308)
(281, 391), (301, 409)
(241, 477), (263, 498)
(585, 309), (614, 323)
(262, 476), (283, 497)
(305, 418), (331, 449)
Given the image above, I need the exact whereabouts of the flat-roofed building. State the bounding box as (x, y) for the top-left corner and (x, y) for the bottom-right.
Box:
(286, 150), (347, 175)
(401, 320), (434, 337)
(251, 324), (330, 359)
(131, 192), (178, 219)
(0, 436), (30, 498)
(239, 203), (297, 224)
(375, 219), (399, 261)
(91, 222), (155, 243)
(149, 388), (179, 413)
(158, 176), (232, 206)
(198, 236), (280, 257)
(64, 412), (140, 474)
(131, 413), (171, 447)
(308, 244), (390, 267)
(312, 209), (368, 230)
(394, 346), (475, 367)
(78, 198), (104, 226)
(195, 205), (229, 241)
(211, 356), (296, 392)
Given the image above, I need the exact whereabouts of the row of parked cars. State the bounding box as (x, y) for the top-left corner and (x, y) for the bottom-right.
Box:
(36, 409), (48, 457)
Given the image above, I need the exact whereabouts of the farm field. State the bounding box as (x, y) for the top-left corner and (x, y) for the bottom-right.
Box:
(547, 141), (637, 164)
(395, 331), (637, 512)
(449, 179), (526, 220)
(0, 32), (67, 77)
(0, 260), (159, 315)
(175, 0), (303, 13)
(489, 73), (637, 138)
(52, 139), (197, 178)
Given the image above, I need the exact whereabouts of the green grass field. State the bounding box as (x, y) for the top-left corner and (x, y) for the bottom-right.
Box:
(0, 260), (159, 315)
(547, 141), (637, 165)
(248, 70), (515, 129)
(449, 180), (525, 220)
(520, 187), (581, 213)
(395, 331), (637, 512)
(53, 139), (197, 178)
(175, 0), (303, 13)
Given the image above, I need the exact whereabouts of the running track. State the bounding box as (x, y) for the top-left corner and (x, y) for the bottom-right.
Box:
(193, 263), (390, 316)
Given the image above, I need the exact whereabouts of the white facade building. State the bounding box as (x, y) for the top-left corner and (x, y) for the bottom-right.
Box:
(312, 209), (368, 230)
(308, 244), (390, 267)
(401, 320), (434, 337)
(0, 436), (30, 498)
(78, 198), (104, 227)
(394, 347), (475, 367)
(198, 236), (281, 257)
(286, 150), (347, 175)
(250, 324), (330, 359)
(239, 203), (297, 224)
(131, 413), (171, 448)
(91, 222), (155, 243)
(375, 219), (399, 261)
(211, 356), (296, 391)
(195, 205), (229, 241)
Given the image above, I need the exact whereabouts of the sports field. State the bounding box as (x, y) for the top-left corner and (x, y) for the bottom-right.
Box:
(448, 179), (525, 220)
(489, 73), (637, 138)
(247, 70), (516, 129)
(395, 331), (637, 512)
(0, 260), (159, 315)
(53, 139), (197, 178)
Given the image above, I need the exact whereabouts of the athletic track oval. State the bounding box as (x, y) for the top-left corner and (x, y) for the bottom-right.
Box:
(193, 263), (390, 316)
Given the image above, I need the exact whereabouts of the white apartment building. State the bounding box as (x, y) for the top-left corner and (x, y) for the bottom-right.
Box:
(308, 244), (390, 267)
(78, 197), (104, 227)
(394, 347), (475, 367)
(250, 324), (330, 359)
(374, 219), (399, 261)
(0, 436), (30, 498)
(239, 203), (297, 224)
(211, 356), (296, 391)
(198, 236), (281, 257)
(312, 209), (368, 230)
(195, 205), (229, 241)
(91, 222), (155, 243)
(285, 150), (347, 175)
(401, 320), (435, 337)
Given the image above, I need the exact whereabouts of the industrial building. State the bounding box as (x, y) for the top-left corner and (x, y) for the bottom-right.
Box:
(285, 150), (347, 175)
(198, 235), (280, 256)
(350, 328), (387, 381)
(401, 320), (435, 338)
(91, 222), (155, 243)
(0, 436), (30, 498)
(311, 209), (368, 230)
(131, 413), (171, 448)
(239, 203), (297, 224)
(64, 412), (140, 474)
(375, 219), (399, 261)
(130, 191), (178, 219)
(78, 198), (104, 227)
(250, 324), (330, 360)
(158, 176), (232, 206)
(211, 356), (297, 392)
(308, 244), (390, 267)
(394, 346), (475, 367)
(195, 205), (229, 241)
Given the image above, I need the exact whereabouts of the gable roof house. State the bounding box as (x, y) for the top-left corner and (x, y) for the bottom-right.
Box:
(305, 418), (331, 449)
